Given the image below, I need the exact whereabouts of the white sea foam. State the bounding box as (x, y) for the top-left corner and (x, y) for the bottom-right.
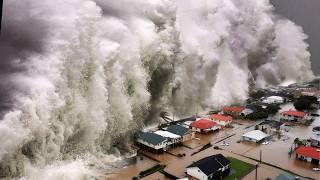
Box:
(0, 0), (314, 178)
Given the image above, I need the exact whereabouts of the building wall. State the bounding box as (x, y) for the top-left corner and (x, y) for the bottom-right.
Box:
(242, 136), (258, 143)
(311, 138), (320, 147)
(137, 139), (167, 150)
(182, 131), (195, 142)
(280, 114), (306, 122)
(212, 119), (231, 126)
(187, 167), (208, 180)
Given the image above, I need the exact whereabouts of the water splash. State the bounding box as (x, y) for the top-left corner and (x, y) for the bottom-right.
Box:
(0, 0), (314, 178)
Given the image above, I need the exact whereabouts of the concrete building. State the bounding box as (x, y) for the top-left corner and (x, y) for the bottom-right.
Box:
(186, 154), (230, 180)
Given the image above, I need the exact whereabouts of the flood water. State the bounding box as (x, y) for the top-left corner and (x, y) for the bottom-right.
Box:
(108, 106), (320, 180)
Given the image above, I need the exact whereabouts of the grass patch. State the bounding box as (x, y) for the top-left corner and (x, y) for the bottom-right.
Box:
(224, 157), (255, 180)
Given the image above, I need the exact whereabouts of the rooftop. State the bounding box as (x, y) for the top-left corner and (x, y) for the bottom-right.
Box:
(210, 114), (233, 121)
(187, 154), (230, 176)
(258, 120), (284, 128)
(190, 119), (216, 129)
(275, 172), (297, 180)
(242, 130), (269, 141)
(138, 132), (167, 145)
(166, 124), (190, 136)
(280, 110), (307, 117)
(223, 106), (244, 113)
(154, 130), (181, 139)
(296, 146), (320, 160)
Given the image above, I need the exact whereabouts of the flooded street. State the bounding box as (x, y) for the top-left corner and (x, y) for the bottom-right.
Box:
(108, 111), (320, 180)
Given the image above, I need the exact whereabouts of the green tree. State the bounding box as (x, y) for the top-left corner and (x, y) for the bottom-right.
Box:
(294, 96), (318, 111)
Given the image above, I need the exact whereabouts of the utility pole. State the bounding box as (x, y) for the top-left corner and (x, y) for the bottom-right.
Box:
(0, 0), (3, 33)
(255, 163), (258, 180)
(260, 150), (262, 163)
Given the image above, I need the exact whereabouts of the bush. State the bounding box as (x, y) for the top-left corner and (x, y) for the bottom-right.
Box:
(294, 96), (318, 111)
(265, 104), (280, 114)
(245, 111), (268, 120)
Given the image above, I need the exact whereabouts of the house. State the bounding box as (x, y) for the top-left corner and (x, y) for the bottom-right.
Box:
(310, 127), (320, 147)
(301, 88), (320, 98)
(186, 154), (230, 180)
(165, 124), (195, 142)
(257, 120), (284, 135)
(295, 146), (320, 165)
(209, 114), (233, 127)
(154, 130), (182, 144)
(241, 130), (270, 143)
(310, 134), (320, 148)
(280, 110), (310, 123)
(262, 96), (285, 104)
(190, 119), (219, 133)
(222, 106), (244, 118)
(241, 108), (254, 117)
(136, 132), (168, 152)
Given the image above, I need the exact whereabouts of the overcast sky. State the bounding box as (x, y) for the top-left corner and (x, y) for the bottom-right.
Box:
(271, 0), (320, 75)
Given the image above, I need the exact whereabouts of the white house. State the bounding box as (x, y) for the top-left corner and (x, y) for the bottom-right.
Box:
(136, 132), (168, 151)
(241, 130), (270, 143)
(311, 127), (320, 147)
(154, 130), (181, 144)
(262, 96), (285, 104)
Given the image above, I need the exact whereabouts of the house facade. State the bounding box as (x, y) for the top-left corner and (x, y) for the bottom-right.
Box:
(154, 130), (182, 145)
(295, 146), (320, 165)
(311, 127), (320, 147)
(280, 110), (310, 123)
(209, 114), (233, 127)
(257, 120), (284, 135)
(136, 132), (168, 151)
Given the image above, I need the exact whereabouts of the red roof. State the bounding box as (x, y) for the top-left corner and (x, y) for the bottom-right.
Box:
(296, 146), (320, 160)
(281, 110), (306, 117)
(210, 114), (233, 122)
(223, 106), (244, 113)
(190, 119), (216, 129)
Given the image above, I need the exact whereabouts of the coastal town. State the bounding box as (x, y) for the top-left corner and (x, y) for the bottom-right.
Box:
(107, 79), (320, 180)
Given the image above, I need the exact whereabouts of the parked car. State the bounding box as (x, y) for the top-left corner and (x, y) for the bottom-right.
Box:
(262, 141), (269, 145)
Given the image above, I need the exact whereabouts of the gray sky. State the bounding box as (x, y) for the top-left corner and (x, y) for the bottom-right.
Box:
(271, 0), (320, 75)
